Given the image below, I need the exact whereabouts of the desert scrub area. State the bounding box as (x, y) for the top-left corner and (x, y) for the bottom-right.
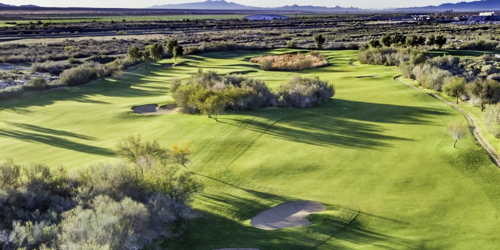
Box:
(249, 51), (329, 71)
(2, 49), (500, 249)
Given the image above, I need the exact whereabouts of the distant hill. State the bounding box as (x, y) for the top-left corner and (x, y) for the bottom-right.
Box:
(396, 0), (500, 11)
(0, 3), (39, 8)
(150, 0), (257, 10)
(150, 0), (361, 11)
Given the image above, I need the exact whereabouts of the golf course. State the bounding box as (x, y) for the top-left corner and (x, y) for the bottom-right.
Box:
(1, 49), (500, 249)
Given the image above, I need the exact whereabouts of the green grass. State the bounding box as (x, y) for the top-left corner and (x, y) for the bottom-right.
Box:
(2, 49), (500, 249)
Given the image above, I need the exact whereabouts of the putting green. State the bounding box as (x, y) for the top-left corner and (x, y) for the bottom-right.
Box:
(1, 49), (500, 249)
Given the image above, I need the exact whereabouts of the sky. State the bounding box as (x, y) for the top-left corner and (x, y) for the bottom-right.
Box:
(1, 0), (472, 9)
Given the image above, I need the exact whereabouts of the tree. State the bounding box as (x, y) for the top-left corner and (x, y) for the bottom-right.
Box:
(442, 76), (466, 104)
(427, 34), (436, 47)
(171, 142), (195, 169)
(380, 34), (392, 47)
(467, 79), (500, 111)
(392, 33), (406, 45)
(314, 34), (326, 49)
(166, 39), (178, 55)
(368, 39), (381, 48)
(145, 44), (164, 62)
(198, 92), (226, 121)
(173, 45), (184, 61)
(127, 46), (141, 62)
(116, 135), (169, 175)
(435, 35), (447, 50)
(446, 120), (468, 148)
(407, 35), (421, 48)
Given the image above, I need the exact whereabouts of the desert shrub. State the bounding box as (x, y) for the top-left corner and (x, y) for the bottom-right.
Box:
(358, 47), (411, 66)
(276, 76), (335, 108)
(59, 64), (97, 86)
(32, 61), (68, 75)
(0, 85), (24, 100)
(459, 40), (499, 50)
(172, 70), (274, 115)
(250, 51), (329, 71)
(25, 77), (48, 90)
(59, 61), (124, 86)
(87, 55), (116, 64)
(485, 104), (500, 138)
(412, 64), (452, 91)
(0, 135), (204, 249)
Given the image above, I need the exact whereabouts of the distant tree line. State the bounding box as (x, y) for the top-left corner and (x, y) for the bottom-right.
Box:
(172, 69), (335, 121)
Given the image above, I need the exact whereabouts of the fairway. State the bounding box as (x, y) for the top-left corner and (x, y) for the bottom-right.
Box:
(1, 49), (500, 249)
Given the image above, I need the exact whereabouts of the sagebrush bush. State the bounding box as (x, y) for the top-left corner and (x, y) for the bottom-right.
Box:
(32, 61), (68, 75)
(276, 75), (335, 108)
(250, 52), (329, 71)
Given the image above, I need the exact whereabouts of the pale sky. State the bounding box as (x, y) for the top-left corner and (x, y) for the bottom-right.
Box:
(1, 0), (471, 9)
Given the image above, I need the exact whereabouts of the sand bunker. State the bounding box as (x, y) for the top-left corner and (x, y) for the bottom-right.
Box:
(251, 200), (326, 230)
(131, 104), (177, 115)
(355, 75), (379, 78)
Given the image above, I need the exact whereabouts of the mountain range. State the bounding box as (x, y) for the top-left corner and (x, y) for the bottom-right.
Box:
(149, 0), (361, 11)
(150, 0), (500, 12)
(1, 0), (499, 12)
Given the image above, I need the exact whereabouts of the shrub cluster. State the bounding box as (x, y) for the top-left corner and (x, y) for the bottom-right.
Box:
(0, 136), (203, 250)
(357, 47), (410, 66)
(276, 76), (335, 108)
(172, 69), (335, 120)
(32, 61), (69, 75)
(249, 51), (329, 71)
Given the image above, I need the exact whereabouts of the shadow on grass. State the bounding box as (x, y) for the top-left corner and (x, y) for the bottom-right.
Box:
(2, 121), (96, 140)
(220, 99), (448, 150)
(0, 129), (114, 156)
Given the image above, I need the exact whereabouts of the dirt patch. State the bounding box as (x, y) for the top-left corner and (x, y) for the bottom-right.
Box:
(251, 200), (326, 230)
(132, 104), (178, 115)
(349, 61), (357, 66)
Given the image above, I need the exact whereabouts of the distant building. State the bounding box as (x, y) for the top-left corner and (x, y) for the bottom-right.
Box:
(245, 14), (290, 21)
(468, 12), (500, 22)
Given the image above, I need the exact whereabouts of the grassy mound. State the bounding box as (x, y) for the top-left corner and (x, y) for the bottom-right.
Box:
(1, 49), (500, 249)
(249, 51), (329, 71)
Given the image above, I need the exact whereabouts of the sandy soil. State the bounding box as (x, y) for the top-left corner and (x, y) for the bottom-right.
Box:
(131, 104), (177, 115)
(251, 200), (326, 230)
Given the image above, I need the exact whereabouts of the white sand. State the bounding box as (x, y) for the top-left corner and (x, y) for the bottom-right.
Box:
(251, 200), (326, 230)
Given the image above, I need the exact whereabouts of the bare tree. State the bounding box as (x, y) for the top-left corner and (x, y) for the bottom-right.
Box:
(446, 120), (468, 148)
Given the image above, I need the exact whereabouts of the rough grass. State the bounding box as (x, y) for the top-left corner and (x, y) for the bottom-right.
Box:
(1, 49), (500, 249)
(249, 52), (329, 71)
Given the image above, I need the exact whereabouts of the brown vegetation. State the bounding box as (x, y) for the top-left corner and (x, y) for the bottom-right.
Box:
(249, 52), (329, 71)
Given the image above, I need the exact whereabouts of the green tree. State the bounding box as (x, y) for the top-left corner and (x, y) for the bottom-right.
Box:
(427, 34), (436, 47)
(173, 45), (184, 61)
(392, 33), (406, 45)
(314, 34), (326, 49)
(198, 92), (226, 121)
(380, 34), (392, 47)
(446, 120), (468, 148)
(166, 39), (178, 55)
(127, 46), (141, 62)
(145, 44), (164, 62)
(467, 79), (500, 111)
(435, 35), (447, 50)
(368, 39), (381, 48)
(442, 76), (466, 104)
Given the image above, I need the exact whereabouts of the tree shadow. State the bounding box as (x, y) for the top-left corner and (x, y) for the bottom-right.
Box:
(1, 121), (96, 140)
(0, 129), (114, 156)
